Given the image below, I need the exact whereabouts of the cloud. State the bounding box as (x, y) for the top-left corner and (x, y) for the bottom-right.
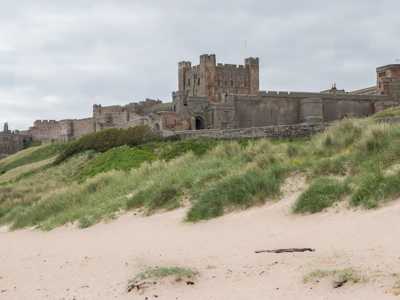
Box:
(0, 0), (399, 129)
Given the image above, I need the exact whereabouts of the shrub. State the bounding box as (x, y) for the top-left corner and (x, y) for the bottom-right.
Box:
(55, 125), (157, 164)
(293, 177), (349, 214)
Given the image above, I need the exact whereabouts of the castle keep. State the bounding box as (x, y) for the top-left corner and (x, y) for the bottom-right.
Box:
(1, 54), (400, 157)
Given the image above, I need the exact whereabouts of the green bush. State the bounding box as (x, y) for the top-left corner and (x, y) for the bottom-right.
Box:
(293, 178), (349, 214)
(78, 146), (156, 180)
(55, 125), (157, 164)
(186, 165), (286, 222)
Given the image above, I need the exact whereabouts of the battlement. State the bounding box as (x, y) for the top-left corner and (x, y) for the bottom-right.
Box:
(245, 57), (259, 66)
(177, 54), (260, 100)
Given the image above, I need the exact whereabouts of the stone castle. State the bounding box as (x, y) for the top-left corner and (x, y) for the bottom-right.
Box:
(1, 54), (400, 157)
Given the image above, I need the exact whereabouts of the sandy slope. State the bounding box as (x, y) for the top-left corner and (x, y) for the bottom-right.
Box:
(1, 177), (400, 300)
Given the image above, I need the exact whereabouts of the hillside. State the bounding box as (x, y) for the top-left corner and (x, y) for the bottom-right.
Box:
(0, 108), (400, 231)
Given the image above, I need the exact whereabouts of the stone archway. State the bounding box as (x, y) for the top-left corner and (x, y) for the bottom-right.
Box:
(195, 116), (205, 130)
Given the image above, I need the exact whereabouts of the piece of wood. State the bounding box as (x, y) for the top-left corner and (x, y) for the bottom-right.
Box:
(255, 248), (315, 254)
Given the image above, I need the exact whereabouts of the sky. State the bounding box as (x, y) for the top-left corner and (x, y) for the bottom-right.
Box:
(1, 0), (400, 129)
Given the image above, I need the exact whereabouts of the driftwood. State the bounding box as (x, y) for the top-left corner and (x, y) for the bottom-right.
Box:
(255, 248), (315, 254)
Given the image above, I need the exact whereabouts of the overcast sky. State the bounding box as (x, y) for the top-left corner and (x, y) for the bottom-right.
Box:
(1, 0), (400, 129)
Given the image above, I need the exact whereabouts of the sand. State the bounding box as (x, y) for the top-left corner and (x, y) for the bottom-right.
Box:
(1, 177), (400, 300)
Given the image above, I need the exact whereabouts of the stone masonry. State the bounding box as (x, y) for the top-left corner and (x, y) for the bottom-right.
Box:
(0, 123), (31, 159)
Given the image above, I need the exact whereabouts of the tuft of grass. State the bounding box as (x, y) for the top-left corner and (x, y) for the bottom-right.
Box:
(303, 268), (362, 285)
(351, 171), (400, 208)
(311, 156), (347, 177)
(133, 266), (198, 281)
(293, 177), (349, 214)
(186, 164), (286, 222)
(312, 119), (365, 155)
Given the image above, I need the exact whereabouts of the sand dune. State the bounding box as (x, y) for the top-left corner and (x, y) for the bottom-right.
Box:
(1, 178), (400, 299)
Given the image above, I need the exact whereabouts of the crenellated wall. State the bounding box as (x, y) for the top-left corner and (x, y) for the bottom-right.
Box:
(178, 54), (259, 102)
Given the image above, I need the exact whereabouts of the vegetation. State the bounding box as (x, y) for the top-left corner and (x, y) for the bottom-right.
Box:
(77, 146), (156, 181)
(293, 178), (349, 214)
(0, 143), (63, 175)
(133, 266), (198, 281)
(1, 107), (400, 230)
(303, 268), (363, 285)
(374, 106), (400, 119)
(55, 125), (157, 164)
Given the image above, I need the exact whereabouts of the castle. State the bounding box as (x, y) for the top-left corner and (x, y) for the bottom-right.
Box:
(1, 54), (400, 158)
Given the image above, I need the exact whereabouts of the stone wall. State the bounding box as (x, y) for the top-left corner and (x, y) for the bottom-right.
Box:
(0, 132), (31, 159)
(168, 123), (328, 140)
(227, 91), (396, 129)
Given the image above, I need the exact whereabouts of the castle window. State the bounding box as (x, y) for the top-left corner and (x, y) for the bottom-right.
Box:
(188, 79), (191, 86)
(231, 80), (234, 87)
(198, 78), (200, 85)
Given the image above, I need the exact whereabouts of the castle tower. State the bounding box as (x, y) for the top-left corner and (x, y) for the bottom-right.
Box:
(199, 54), (217, 101)
(3, 122), (9, 133)
(245, 57), (260, 95)
(178, 61), (192, 92)
(376, 64), (400, 99)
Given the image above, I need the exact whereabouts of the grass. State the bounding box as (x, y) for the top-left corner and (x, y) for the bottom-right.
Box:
(77, 146), (156, 181)
(186, 164), (286, 221)
(133, 266), (198, 281)
(293, 178), (349, 214)
(303, 268), (363, 285)
(0, 143), (64, 175)
(55, 125), (157, 164)
(373, 106), (400, 119)
(1, 111), (400, 230)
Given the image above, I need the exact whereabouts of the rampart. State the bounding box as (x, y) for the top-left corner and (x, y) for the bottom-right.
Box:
(168, 123), (328, 139)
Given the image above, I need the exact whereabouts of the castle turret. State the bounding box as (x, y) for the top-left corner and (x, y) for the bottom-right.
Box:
(178, 61), (192, 92)
(199, 54), (217, 101)
(245, 57), (260, 95)
(3, 122), (9, 133)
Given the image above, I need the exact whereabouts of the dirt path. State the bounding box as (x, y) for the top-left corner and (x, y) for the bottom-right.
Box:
(1, 179), (400, 299)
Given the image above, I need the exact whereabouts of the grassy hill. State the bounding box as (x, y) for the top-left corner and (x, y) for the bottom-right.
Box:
(1, 109), (400, 230)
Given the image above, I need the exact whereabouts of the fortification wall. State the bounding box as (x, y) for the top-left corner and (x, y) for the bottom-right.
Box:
(71, 118), (94, 138)
(30, 120), (63, 142)
(169, 123), (327, 139)
(0, 132), (31, 158)
(228, 92), (395, 128)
